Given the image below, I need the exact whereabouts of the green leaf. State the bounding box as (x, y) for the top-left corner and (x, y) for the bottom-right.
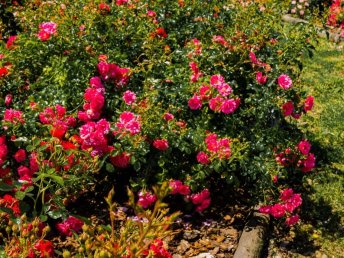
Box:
(25, 186), (35, 193)
(15, 191), (26, 200)
(47, 209), (64, 219)
(39, 214), (48, 222)
(0, 207), (14, 216)
(0, 182), (14, 192)
(106, 162), (115, 173)
(47, 175), (65, 186)
(26, 145), (35, 152)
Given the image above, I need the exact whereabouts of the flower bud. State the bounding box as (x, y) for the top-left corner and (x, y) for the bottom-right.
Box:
(20, 214), (27, 222)
(63, 250), (71, 258)
(5, 226), (11, 234)
(82, 224), (89, 232)
(43, 225), (51, 234)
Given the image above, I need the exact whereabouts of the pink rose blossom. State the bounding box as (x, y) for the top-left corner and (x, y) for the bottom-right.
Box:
(278, 74), (293, 90)
(205, 133), (219, 152)
(163, 113), (174, 121)
(99, 2), (111, 12)
(220, 99), (237, 114)
(259, 205), (272, 214)
(6, 36), (17, 49)
(209, 96), (224, 112)
(89, 76), (104, 90)
(285, 214), (300, 226)
(217, 83), (232, 97)
(218, 138), (231, 159)
(249, 51), (258, 64)
(115, 111), (141, 135)
(212, 35), (228, 46)
(147, 10), (157, 17)
(5, 94), (13, 106)
(39, 22), (57, 35)
(56, 216), (84, 236)
(116, 0), (128, 5)
(0, 143), (8, 161)
(284, 193), (302, 213)
(270, 203), (286, 218)
(97, 62), (130, 86)
(189, 62), (203, 82)
(13, 149), (26, 163)
(273, 175), (278, 183)
(3, 109), (25, 124)
(188, 94), (202, 110)
(190, 189), (210, 205)
(153, 139), (169, 151)
(199, 85), (212, 100)
(123, 90), (136, 105)
(210, 74), (225, 89)
(280, 188), (294, 202)
(190, 189), (211, 212)
(303, 96), (314, 112)
(50, 120), (68, 139)
(292, 113), (301, 119)
(37, 31), (50, 41)
(17, 165), (33, 178)
(301, 153), (315, 172)
(282, 101), (294, 116)
(197, 151), (210, 164)
(256, 72), (267, 85)
(137, 191), (157, 209)
(196, 198), (211, 212)
(170, 180), (190, 195)
(110, 152), (131, 168)
(298, 139), (311, 155)
(29, 153), (39, 173)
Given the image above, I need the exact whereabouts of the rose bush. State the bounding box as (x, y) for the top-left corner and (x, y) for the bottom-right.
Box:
(0, 0), (320, 255)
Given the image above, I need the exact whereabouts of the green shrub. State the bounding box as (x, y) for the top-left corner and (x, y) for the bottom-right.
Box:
(0, 0), (318, 226)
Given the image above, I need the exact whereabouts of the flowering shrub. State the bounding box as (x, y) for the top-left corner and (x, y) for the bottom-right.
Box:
(327, 0), (344, 36)
(0, 0), (320, 254)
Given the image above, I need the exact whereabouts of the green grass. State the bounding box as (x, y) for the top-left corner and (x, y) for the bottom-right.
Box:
(295, 39), (344, 257)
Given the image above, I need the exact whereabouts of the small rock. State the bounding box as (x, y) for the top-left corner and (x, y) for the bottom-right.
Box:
(191, 252), (214, 258)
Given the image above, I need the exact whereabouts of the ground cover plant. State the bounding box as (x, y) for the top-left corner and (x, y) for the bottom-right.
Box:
(0, 0), (325, 256)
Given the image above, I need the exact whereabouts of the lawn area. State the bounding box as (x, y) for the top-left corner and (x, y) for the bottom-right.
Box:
(269, 39), (344, 257)
(300, 39), (344, 256)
